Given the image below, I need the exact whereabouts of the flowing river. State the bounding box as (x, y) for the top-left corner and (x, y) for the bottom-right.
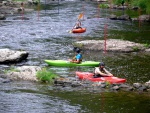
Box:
(0, 0), (150, 113)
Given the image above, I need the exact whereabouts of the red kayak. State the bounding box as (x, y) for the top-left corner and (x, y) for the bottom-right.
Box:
(76, 71), (126, 84)
(72, 28), (86, 33)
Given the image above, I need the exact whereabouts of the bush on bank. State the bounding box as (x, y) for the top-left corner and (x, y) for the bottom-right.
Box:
(36, 68), (58, 83)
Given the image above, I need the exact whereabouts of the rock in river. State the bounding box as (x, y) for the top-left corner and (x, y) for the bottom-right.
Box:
(74, 39), (146, 53)
(5, 66), (41, 81)
(0, 49), (28, 64)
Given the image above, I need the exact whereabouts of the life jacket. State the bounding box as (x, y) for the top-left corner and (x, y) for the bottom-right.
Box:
(72, 54), (82, 63)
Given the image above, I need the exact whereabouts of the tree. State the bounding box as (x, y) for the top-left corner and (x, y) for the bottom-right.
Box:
(138, 0), (150, 14)
(113, 0), (150, 14)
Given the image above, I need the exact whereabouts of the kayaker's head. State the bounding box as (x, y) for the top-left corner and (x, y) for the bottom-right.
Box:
(99, 62), (105, 68)
(73, 47), (78, 52)
(75, 48), (81, 53)
(73, 47), (81, 53)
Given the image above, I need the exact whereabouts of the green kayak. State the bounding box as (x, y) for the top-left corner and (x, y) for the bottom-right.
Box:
(44, 60), (99, 67)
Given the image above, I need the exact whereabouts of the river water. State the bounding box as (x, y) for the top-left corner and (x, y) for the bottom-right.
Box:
(0, 0), (150, 113)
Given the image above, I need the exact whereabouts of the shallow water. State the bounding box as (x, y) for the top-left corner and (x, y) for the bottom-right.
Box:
(0, 0), (150, 113)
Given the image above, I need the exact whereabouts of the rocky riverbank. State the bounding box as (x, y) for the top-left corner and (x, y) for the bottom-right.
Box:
(0, 65), (150, 93)
(0, 0), (36, 20)
(54, 77), (150, 93)
(93, 0), (150, 22)
(1, 0), (150, 22)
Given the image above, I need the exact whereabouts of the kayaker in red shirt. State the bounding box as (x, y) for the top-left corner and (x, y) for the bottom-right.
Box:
(94, 62), (113, 78)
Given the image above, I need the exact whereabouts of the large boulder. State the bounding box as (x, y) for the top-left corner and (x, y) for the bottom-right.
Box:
(13, 16), (30, 20)
(0, 49), (28, 64)
(74, 39), (146, 52)
(109, 14), (131, 21)
(5, 66), (41, 81)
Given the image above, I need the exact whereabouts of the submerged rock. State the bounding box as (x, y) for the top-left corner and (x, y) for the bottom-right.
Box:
(0, 49), (28, 64)
(0, 14), (6, 20)
(138, 86), (147, 92)
(13, 16), (30, 20)
(133, 83), (142, 88)
(117, 14), (131, 20)
(109, 14), (117, 20)
(111, 85), (120, 90)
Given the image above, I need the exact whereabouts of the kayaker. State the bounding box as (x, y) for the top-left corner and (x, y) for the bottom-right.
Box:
(74, 20), (82, 29)
(68, 47), (82, 63)
(94, 62), (113, 78)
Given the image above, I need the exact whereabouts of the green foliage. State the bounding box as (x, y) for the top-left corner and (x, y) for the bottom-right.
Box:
(138, 0), (150, 14)
(132, 46), (140, 51)
(143, 42), (150, 48)
(138, 0), (146, 10)
(131, 0), (138, 6)
(106, 81), (111, 87)
(36, 68), (58, 83)
(113, 0), (125, 5)
(99, 4), (109, 9)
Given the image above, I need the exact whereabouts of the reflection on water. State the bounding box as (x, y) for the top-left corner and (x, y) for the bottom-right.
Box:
(0, 81), (150, 113)
(0, 81), (87, 113)
(0, 0), (150, 113)
(48, 89), (150, 113)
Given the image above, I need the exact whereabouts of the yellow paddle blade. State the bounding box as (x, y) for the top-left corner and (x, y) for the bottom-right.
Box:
(78, 13), (83, 20)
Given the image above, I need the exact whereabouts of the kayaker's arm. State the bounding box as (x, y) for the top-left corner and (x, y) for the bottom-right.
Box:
(69, 59), (80, 64)
(103, 68), (113, 76)
(95, 67), (113, 77)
